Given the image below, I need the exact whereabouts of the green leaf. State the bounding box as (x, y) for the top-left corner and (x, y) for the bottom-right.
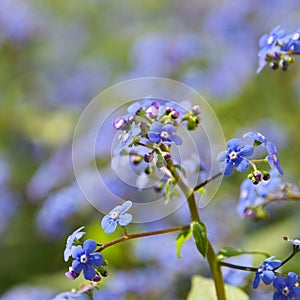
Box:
(191, 221), (208, 258)
(187, 275), (249, 300)
(217, 247), (270, 260)
(176, 228), (192, 258)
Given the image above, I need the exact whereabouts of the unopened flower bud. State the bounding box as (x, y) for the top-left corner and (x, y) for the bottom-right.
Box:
(92, 274), (102, 282)
(144, 153), (154, 163)
(113, 117), (126, 130)
(192, 105), (201, 116)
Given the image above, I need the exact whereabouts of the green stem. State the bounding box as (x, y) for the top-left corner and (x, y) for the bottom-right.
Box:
(163, 151), (227, 300)
(220, 261), (257, 272)
(97, 225), (190, 252)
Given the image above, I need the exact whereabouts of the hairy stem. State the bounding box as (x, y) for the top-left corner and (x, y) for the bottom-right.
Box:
(163, 151), (227, 300)
(97, 225), (190, 252)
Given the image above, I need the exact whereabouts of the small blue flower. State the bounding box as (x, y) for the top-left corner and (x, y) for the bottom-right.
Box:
(273, 272), (300, 300)
(284, 30), (300, 54)
(71, 239), (103, 281)
(217, 138), (254, 176)
(243, 132), (267, 145)
(266, 142), (284, 175)
(64, 226), (86, 262)
(101, 200), (133, 234)
(113, 124), (141, 155)
(283, 237), (300, 248)
(258, 25), (286, 54)
(252, 256), (281, 289)
(148, 122), (182, 145)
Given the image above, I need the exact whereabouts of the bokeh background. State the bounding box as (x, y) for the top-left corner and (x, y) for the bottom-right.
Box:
(1, 1), (300, 299)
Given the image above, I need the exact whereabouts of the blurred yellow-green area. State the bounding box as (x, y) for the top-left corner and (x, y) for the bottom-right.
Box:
(1, 1), (300, 300)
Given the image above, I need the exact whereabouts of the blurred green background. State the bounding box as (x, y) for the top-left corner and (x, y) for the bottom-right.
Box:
(1, 1), (300, 299)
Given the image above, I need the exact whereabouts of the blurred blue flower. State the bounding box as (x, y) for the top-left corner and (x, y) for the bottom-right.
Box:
(217, 138), (254, 176)
(64, 226), (86, 262)
(0, 285), (53, 300)
(237, 170), (282, 217)
(101, 200), (132, 234)
(71, 239), (103, 281)
(53, 291), (89, 300)
(93, 289), (125, 300)
(252, 256), (281, 289)
(148, 122), (182, 145)
(258, 25), (285, 55)
(113, 124), (141, 155)
(284, 29), (300, 53)
(273, 272), (300, 300)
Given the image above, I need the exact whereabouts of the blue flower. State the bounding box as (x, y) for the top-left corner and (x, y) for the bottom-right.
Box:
(273, 272), (300, 300)
(71, 239), (103, 280)
(64, 226), (86, 262)
(113, 124), (141, 155)
(252, 256), (281, 289)
(243, 132), (284, 174)
(148, 122), (182, 145)
(284, 30), (300, 54)
(101, 200), (133, 234)
(266, 141), (284, 175)
(258, 25), (286, 54)
(283, 236), (300, 248)
(217, 138), (254, 176)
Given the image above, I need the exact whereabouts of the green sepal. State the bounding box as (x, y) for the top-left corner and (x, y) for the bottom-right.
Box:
(195, 186), (205, 194)
(191, 221), (208, 258)
(176, 228), (192, 258)
(217, 247), (270, 261)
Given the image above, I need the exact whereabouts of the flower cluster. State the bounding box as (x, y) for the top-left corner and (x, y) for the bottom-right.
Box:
(257, 25), (300, 73)
(217, 131), (283, 178)
(64, 228), (107, 282)
(113, 99), (201, 194)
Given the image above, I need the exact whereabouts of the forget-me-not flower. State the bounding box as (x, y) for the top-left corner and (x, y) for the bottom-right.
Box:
(64, 226), (86, 262)
(273, 272), (300, 300)
(217, 138), (254, 176)
(148, 122), (182, 145)
(101, 200), (133, 234)
(71, 239), (103, 281)
(252, 256), (282, 289)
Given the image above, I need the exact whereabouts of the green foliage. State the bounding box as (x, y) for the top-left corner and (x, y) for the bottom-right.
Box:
(176, 228), (192, 258)
(187, 275), (249, 300)
(217, 247), (270, 260)
(191, 221), (208, 259)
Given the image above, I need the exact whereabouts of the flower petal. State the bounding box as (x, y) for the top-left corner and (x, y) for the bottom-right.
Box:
(163, 124), (176, 134)
(239, 145), (254, 157)
(252, 273), (260, 289)
(261, 270), (275, 285)
(72, 260), (83, 274)
(82, 264), (96, 280)
(222, 162), (234, 176)
(217, 151), (227, 162)
(148, 132), (161, 143)
(89, 253), (103, 267)
(170, 134), (183, 145)
(235, 157), (249, 173)
(83, 240), (97, 254)
(149, 122), (162, 133)
(120, 200), (132, 213)
(118, 213), (132, 226)
(227, 138), (241, 150)
(102, 218), (117, 234)
(286, 272), (299, 287)
(72, 245), (83, 259)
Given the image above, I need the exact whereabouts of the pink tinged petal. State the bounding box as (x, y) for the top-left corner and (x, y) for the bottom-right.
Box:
(83, 240), (97, 254)
(118, 213), (132, 226)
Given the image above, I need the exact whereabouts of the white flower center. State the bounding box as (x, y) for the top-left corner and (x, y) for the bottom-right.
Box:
(80, 254), (88, 264)
(110, 211), (120, 219)
(267, 36), (274, 45)
(293, 33), (300, 40)
(282, 287), (290, 296)
(160, 131), (170, 139)
(229, 151), (238, 160)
